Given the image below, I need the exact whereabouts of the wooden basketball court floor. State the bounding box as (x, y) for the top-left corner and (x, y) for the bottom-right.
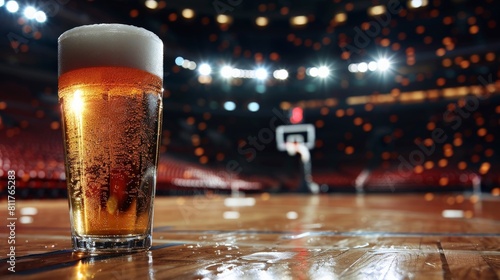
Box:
(1, 193), (499, 279)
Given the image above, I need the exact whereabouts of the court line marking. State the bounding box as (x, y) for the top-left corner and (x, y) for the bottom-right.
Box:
(437, 241), (453, 280)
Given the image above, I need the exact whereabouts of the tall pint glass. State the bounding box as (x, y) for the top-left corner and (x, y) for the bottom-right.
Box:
(58, 24), (163, 253)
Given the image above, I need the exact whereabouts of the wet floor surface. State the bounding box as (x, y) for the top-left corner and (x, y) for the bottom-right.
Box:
(1, 193), (499, 279)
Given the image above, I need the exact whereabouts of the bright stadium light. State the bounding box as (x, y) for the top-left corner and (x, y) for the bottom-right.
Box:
(408, 0), (428, 9)
(317, 66), (330, 78)
(187, 61), (197, 70)
(181, 8), (195, 19)
(377, 58), (391, 71)
(247, 102), (260, 112)
(223, 101), (236, 111)
(368, 5), (386, 16)
(144, 0), (158, 9)
(255, 16), (269, 27)
(198, 63), (212, 76)
(35, 10), (47, 23)
(290, 15), (308, 26)
(23, 6), (37, 19)
(216, 14), (232, 24)
(6, 1), (19, 13)
(0, 0), (5, 8)
(255, 68), (268, 80)
(231, 68), (242, 78)
(368, 61), (378, 71)
(175, 56), (184, 66)
(308, 67), (319, 77)
(357, 62), (368, 73)
(273, 69), (289, 80)
(348, 63), (358, 73)
(220, 65), (233, 79)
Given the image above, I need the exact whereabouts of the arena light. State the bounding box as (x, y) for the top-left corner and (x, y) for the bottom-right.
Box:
(231, 68), (243, 78)
(348, 59), (392, 73)
(35, 10), (47, 23)
(216, 14), (232, 24)
(368, 5), (386, 16)
(175, 56), (184, 66)
(255, 17), (269, 27)
(408, 0), (428, 9)
(247, 102), (260, 112)
(198, 63), (211, 76)
(317, 66), (330, 78)
(273, 69), (289, 80)
(178, 57), (197, 70)
(377, 58), (391, 71)
(144, 0), (158, 9)
(6, 1), (19, 13)
(255, 68), (268, 80)
(220, 65), (233, 79)
(357, 62), (368, 73)
(23, 6), (36, 19)
(0, 0), (5, 7)
(368, 61), (378, 71)
(223, 101), (236, 111)
(242, 69), (252, 78)
(348, 63), (358, 73)
(334, 12), (347, 23)
(290, 15), (308, 26)
(187, 61), (196, 70)
(181, 8), (194, 19)
(307, 67), (318, 77)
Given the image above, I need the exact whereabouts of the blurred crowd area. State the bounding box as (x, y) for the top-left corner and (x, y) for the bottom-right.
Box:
(0, 82), (499, 197)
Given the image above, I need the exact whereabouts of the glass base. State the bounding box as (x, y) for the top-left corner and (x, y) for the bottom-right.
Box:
(72, 234), (152, 254)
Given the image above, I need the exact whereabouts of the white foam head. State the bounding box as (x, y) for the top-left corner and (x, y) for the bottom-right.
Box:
(58, 24), (163, 78)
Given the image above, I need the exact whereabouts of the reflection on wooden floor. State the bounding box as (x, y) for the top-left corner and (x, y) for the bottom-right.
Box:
(1, 193), (499, 279)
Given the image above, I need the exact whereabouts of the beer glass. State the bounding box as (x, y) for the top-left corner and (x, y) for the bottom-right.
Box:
(58, 24), (163, 253)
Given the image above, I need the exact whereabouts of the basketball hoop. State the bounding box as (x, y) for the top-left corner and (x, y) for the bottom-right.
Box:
(276, 124), (318, 194)
(276, 124), (315, 151)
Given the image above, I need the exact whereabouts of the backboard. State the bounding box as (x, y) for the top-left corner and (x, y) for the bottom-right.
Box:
(276, 124), (315, 151)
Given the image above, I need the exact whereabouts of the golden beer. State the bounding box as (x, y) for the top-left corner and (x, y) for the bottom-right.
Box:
(58, 24), (163, 253)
